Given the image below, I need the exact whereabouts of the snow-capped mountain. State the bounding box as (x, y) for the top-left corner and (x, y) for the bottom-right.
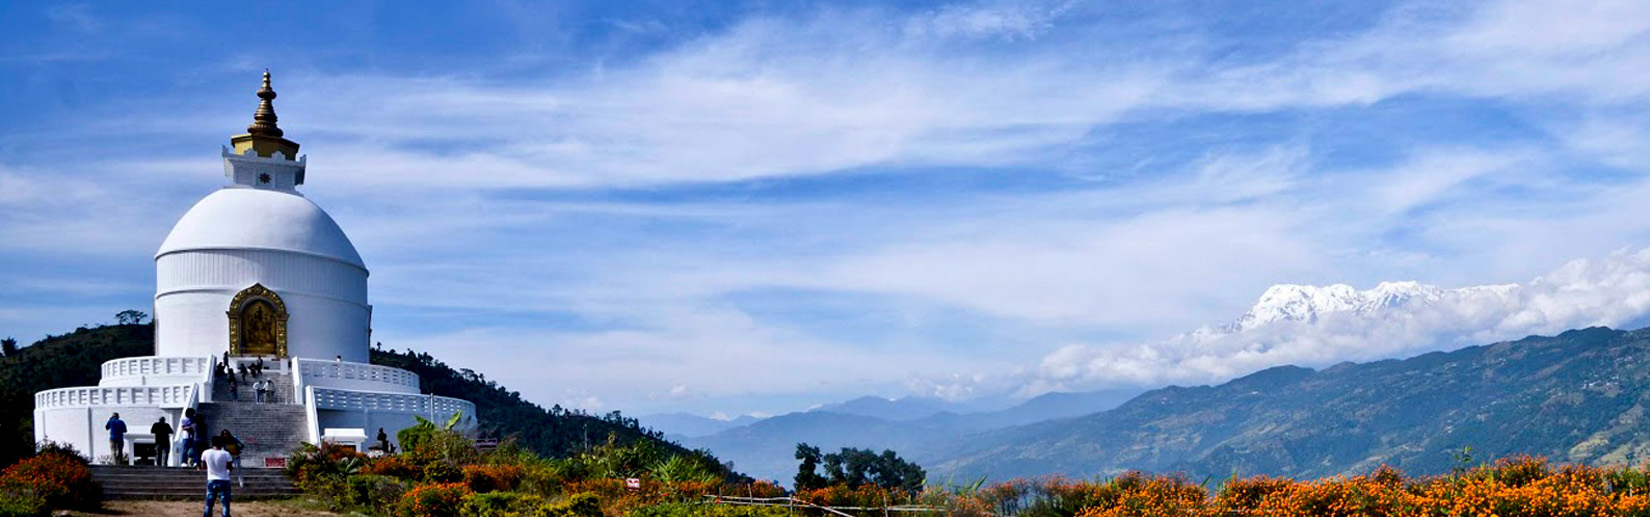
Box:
(1217, 281), (1512, 334)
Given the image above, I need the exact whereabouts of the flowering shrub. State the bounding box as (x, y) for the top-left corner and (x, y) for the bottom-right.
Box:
(288, 441), (368, 485)
(0, 453), (99, 510)
(793, 482), (921, 509)
(725, 481), (784, 499)
(402, 482), (472, 517)
(916, 458), (1650, 517)
(627, 502), (793, 517)
(368, 456), (425, 479)
(464, 464), (525, 493)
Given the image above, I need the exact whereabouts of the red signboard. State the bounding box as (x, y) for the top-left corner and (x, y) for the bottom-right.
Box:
(265, 457), (287, 468)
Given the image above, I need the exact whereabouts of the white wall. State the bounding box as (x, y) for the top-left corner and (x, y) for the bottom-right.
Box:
(35, 407), (182, 465)
(155, 248), (370, 362)
(316, 409), (426, 450)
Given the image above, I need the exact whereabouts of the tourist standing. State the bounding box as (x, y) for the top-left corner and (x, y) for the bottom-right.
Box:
(376, 428), (389, 452)
(152, 417), (174, 467)
(181, 408), (198, 467)
(228, 376), (239, 402)
(195, 420), (210, 467)
(200, 436), (233, 517)
(255, 379), (269, 403)
(105, 413), (128, 464)
(219, 430), (245, 488)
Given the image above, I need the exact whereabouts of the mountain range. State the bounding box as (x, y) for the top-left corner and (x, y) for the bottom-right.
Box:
(929, 326), (1650, 480)
(667, 278), (1650, 486)
(683, 326), (1650, 485)
(676, 389), (1141, 483)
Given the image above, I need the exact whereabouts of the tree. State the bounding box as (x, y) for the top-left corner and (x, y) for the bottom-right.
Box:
(800, 444), (926, 492)
(114, 310), (149, 325)
(794, 443), (828, 491)
(0, 337), (15, 357)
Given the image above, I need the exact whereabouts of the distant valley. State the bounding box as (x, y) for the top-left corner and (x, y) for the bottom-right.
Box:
(655, 389), (1141, 483)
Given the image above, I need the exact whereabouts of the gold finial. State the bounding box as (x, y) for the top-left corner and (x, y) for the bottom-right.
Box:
(230, 69), (300, 161)
(247, 69), (283, 137)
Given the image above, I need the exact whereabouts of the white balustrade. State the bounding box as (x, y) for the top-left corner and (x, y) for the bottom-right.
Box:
(310, 387), (476, 420)
(295, 359), (420, 392)
(35, 384), (197, 409)
(101, 356), (212, 380)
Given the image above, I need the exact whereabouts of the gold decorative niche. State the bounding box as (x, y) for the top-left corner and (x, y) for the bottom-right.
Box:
(227, 283), (288, 357)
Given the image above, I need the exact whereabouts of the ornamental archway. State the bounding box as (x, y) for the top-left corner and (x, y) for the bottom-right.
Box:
(227, 283), (288, 357)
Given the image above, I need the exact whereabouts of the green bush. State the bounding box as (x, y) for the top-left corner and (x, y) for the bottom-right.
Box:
(0, 490), (47, 517)
(519, 464), (569, 497)
(531, 493), (602, 517)
(425, 460), (464, 483)
(461, 491), (545, 517)
(348, 474), (409, 515)
(33, 442), (86, 465)
(299, 474), (350, 510)
(626, 503), (793, 517)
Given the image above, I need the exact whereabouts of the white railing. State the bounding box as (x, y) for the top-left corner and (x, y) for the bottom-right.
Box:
(309, 387), (476, 423)
(35, 384), (197, 409)
(101, 356), (212, 380)
(295, 359), (420, 391)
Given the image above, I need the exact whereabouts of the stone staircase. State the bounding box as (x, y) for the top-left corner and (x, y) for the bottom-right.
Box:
(212, 367), (294, 404)
(90, 465), (299, 499)
(193, 400), (310, 468)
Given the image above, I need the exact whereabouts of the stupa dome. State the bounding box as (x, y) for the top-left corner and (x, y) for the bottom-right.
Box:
(157, 187), (364, 268)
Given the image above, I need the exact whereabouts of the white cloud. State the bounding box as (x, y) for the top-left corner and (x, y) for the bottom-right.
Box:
(1027, 248), (1650, 393)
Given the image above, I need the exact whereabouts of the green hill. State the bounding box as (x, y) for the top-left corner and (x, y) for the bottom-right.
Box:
(0, 324), (155, 466)
(0, 324), (736, 479)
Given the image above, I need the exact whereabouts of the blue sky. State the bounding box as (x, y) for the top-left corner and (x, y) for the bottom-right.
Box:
(5, 0), (1650, 417)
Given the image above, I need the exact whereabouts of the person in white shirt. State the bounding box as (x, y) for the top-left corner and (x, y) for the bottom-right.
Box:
(200, 436), (234, 517)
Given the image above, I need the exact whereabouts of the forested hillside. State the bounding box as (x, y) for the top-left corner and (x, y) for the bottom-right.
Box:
(0, 324), (738, 479)
(0, 324), (155, 465)
(369, 344), (738, 476)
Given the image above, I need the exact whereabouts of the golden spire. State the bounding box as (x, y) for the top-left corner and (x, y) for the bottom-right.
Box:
(230, 70), (300, 160)
(247, 70), (284, 137)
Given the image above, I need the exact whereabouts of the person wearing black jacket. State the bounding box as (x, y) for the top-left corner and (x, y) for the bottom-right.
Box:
(151, 417), (175, 467)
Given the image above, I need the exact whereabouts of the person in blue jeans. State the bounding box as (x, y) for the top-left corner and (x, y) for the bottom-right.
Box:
(105, 413), (127, 464)
(181, 408), (198, 467)
(201, 436), (233, 517)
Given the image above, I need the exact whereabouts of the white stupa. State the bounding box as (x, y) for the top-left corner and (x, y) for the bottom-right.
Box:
(33, 73), (475, 467)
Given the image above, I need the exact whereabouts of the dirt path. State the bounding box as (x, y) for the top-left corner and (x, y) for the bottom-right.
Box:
(64, 499), (352, 517)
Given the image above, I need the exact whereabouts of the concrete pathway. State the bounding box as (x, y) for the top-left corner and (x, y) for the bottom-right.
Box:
(63, 499), (351, 517)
